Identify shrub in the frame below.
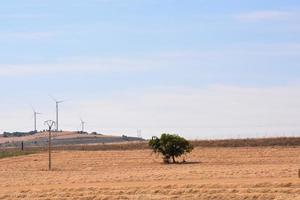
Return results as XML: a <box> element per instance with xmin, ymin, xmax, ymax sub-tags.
<box><xmin>149</xmin><ymin>133</ymin><xmax>193</xmax><ymax>163</ymax></box>
<box><xmin>0</xmin><ymin>151</ymin><xmax>35</xmax><ymax>159</ymax></box>
<box><xmin>2</xmin><ymin>131</ymin><xmax>37</xmax><ymax>137</ymax></box>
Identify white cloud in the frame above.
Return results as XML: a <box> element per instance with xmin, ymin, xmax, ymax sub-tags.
<box><xmin>235</xmin><ymin>10</ymin><xmax>293</xmax><ymax>22</ymax></box>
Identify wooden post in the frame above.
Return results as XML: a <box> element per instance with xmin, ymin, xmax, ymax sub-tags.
<box><xmin>21</xmin><ymin>141</ymin><xmax>24</xmax><ymax>151</ymax></box>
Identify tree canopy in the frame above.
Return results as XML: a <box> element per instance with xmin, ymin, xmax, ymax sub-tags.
<box><xmin>149</xmin><ymin>133</ymin><xmax>193</xmax><ymax>163</ymax></box>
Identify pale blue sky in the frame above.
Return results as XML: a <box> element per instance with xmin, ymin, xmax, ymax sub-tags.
<box><xmin>1</xmin><ymin>0</ymin><xmax>300</xmax><ymax>139</ymax></box>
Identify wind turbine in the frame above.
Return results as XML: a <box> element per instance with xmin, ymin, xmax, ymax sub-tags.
<box><xmin>51</xmin><ymin>97</ymin><xmax>64</xmax><ymax>132</ymax></box>
<box><xmin>80</xmin><ymin>118</ymin><xmax>85</xmax><ymax>133</ymax></box>
<box><xmin>32</xmin><ymin>107</ymin><xmax>41</xmax><ymax>132</ymax></box>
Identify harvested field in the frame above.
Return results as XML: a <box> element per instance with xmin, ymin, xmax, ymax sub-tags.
<box><xmin>0</xmin><ymin>147</ymin><xmax>300</xmax><ymax>199</ymax></box>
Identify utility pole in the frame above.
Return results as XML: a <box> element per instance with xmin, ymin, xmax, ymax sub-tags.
<box><xmin>44</xmin><ymin>120</ymin><xmax>55</xmax><ymax>171</ymax></box>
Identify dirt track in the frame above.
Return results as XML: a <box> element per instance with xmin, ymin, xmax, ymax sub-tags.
<box><xmin>0</xmin><ymin>147</ymin><xmax>300</xmax><ymax>199</ymax></box>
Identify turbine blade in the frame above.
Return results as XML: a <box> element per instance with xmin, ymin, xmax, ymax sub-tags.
<box><xmin>30</xmin><ymin>105</ymin><xmax>35</xmax><ymax>112</ymax></box>
<box><xmin>49</xmin><ymin>95</ymin><xmax>57</xmax><ymax>102</ymax></box>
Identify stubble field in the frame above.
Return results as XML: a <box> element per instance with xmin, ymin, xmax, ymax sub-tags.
<box><xmin>0</xmin><ymin>147</ymin><xmax>300</xmax><ymax>199</ymax></box>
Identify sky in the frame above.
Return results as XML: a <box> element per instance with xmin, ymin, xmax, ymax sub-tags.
<box><xmin>0</xmin><ymin>0</ymin><xmax>300</xmax><ymax>139</ymax></box>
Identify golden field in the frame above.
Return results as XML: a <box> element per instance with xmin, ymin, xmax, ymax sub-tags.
<box><xmin>0</xmin><ymin>147</ymin><xmax>300</xmax><ymax>199</ymax></box>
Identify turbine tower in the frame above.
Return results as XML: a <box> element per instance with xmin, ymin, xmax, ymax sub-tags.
<box><xmin>32</xmin><ymin>107</ymin><xmax>41</xmax><ymax>132</ymax></box>
<box><xmin>51</xmin><ymin>97</ymin><xmax>64</xmax><ymax>132</ymax></box>
<box><xmin>80</xmin><ymin>118</ymin><xmax>85</xmax><ymax>133</ymax></box>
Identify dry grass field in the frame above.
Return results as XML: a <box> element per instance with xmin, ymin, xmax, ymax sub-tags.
<box><xmin>0</xmin><ymin>147</ymin><xmax>300</xmax><ymax>199</ymax></box>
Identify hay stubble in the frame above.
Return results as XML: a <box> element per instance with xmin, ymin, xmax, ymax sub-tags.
<box><xmin>0</xmin><ymin>147</ymin><xmax>300</xmax><ymax>199</ymax></box>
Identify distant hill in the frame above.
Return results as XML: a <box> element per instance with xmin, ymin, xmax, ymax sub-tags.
<box><xmin>0</xmin><ymin>131</ymin><xmax>144</xmax><ymax>148</ymax></box>
<box><xmin>2</xmin><ymin>131</ymin><xmax>37</xmax><ymax>138</ymax></box>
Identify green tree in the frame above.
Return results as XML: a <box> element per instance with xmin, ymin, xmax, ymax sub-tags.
<box><xmin>149</xmin><ymin>133</ymin><xmax>193</xmax><ymax>163</ymax></box>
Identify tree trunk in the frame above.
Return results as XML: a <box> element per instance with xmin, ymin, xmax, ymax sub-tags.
<box><xmin>172</xmin><ymin>155</ymin><xmax>176</xmax><ymax>163</ymax></box>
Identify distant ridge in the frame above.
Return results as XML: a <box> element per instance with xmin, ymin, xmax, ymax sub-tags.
<box><xmin>1</xmin><ymin>136</ymin><xmax>300</xmax><ymax>152</ymax></box>
<box><xmin>0</xmin><ymin>131</ymin><xmax>144</xmax><ymax>148</ymax></box>
<box><xmin>191</xmin><ymin>137</ymin><xmax>300</xmax><ymax>147</ymax></box>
